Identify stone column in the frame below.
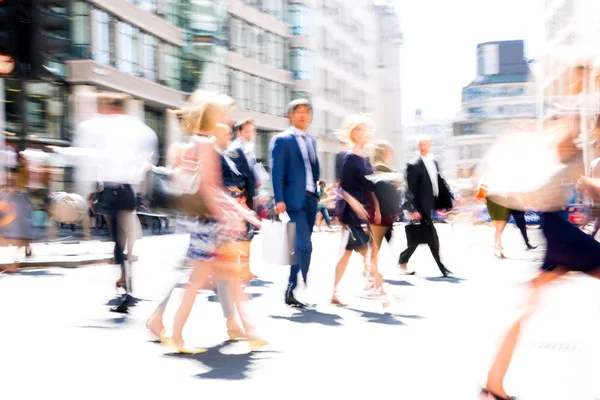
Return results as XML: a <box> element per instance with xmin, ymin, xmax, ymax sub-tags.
<box><xmin>126</xmin><ymin>99</ymin><xmax>145</xmax><ymax>119</ymax></box>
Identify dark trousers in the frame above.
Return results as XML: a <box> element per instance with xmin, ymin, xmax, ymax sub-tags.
<box><xmin>317</xmin><ymin>208</ymin><xmax>331</xmax><ymax>226</ymax></box>
<box><xmin>399</xmin><ymin>219</ymin><xmax>446</xmax><ymax>273</ymax></box>
<box><xmin>286</xmin><ymin>194</ymin><xmax>318</xmax><ymax>298</ymax></box>
<box><xmin>510</xmin><ymin>209</ymin><xmax>530</xmax><ymax>246</ymax></box>
<box><xmin>97</xmin><ymin>184</ymin><xmax>136</xmax><ymax>292</ymax></box>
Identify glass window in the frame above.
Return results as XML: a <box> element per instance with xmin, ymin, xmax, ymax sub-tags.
<box><xmin>141</xmin><ymin>33</ymin><xmax>156</xmax><ymax>81</ymax></box>
<box><xmin>71</xmin><ymin>1</ymin><xmax>91</xmax><ymax>58</ymax></box>
<box><xmin>91</xmin><ymin>9</ymin><xmax>111</xmax><ymax>65</ymax></box>
<box><xmin>288</xmin><ymin>4</ymin><xmax>311</xmax><ymax>36</ymax></box>
<box><xmin>252</xmin><ymin>76</ymin><xmax>261</xmax><ymax>112</ymax></box>
<box><xmin>234</xmin><ymin>71</ymin><xmax>248</xmax><ymax>110</ymax></box>
<box><xmin>268</xmin><ymin>81</ymin><xmax>278</xmax><ymax>114</ymax></box>
<box><xmin>136</xmin><ymin>0</ymin><xmax>157</xmax><ymax>14</ymax></box>
<box><xmin>116</xmin><ymin>22</ymin><xmax>134</xmax><ymax>75</ymax></box>
<box><xmin>230</xmin><ymin>18</ymin><xmax>242</xmax><ymax>52</ymax></box>
<box><xmin>159</xmin><ymin>43</ymin><xmax>181</xmax><ymax>90</ymax></box>
<box><xmin>25</xmin><ymin>82</ymin><xmax>66</xmax><ymax>140</ymax></box>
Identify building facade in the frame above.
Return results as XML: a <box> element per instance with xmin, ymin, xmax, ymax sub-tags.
<box><xmin>2</xmin><ymin>0</ymin><xmax>196</xmax><ymax>166</ymax></box>
<box><xmin>374</xmin><ymin>3</ymin><xmax>403</xmax><ymax>169</ymax></box>
<box><xmin>449</xmin><ymin>40</ymin><xmax>537</xmax><ymax>179</ymax></box>
<box><xmin>540</xmin><ymin>0</ymin><xmax>600</xmax><ymax>168</ymax></box>
<box><xmin>1</xmin><ymin>0</ymin><xmax>403</xmax><ymax>186</ymax></box>
<box><xmin>402</xmin><ymin>111</ymin><xmax>454</xmax><ymax>176</ymax></box>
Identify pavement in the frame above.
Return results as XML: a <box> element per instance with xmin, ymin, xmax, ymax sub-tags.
<box><xmin>1</xmin><ymin>223</ymin><xmax>600</xmax><ymax>400</ymax></box>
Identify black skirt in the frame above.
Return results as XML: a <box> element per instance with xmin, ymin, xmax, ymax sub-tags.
<box><xmin>541</xmin><ymin>212</ymin><xmax>600</xmax><ymax>272</ymax></box>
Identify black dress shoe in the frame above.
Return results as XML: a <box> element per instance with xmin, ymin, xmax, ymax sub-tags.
<box><xmin>526</xmin><ymin>244</ymin><xmax>538</xmax><ymax>251</ymax></box>
<box><xmin>110</xmin><ymin>301</ymin><xmax>129</xmax><ymax>314</ymax></box>
<box><xmin>441</xmin><ymin>268</ymin><xmax>453</xmax><ymax>277</ymax></box>
<box><xmin>110</xmin><ymin>294</ymin><xmax>130</xmax><ymax>314</ymax></box>
<box><xmin>285</xmin><ymin>295</ymin><xmax>306</xmax><ymax>308</ymax></box>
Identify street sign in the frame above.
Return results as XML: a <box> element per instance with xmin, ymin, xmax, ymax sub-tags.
<box><xmin>0</xmin><ymin>53</ymin><xmax>15</xmax><ymax>75</ymax></box>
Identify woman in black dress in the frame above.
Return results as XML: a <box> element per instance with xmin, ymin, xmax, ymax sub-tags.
<box><xmin>331</xmin><ymin>115</ymin><xmax>381</xmax><ymax>305</ymax></box>
<box><xmin>482</xmin><ymin>116</ymin><xmax>600</xmax><ymax>400</ymax></box>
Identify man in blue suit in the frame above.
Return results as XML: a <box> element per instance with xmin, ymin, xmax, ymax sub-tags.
<box><xmin>271</xmin><ymin>99</ymin><xmax>320</xmax><ymax>308</ymax></box>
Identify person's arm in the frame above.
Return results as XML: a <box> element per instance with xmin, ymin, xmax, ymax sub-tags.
<box><xmin>196</xmin><ymin>139</ymin><xmax>261</xmax><ymax>227</ymax></box>
<box><xmin>270</xmin><ymin>136</ymin><xmax>286</xmax><ymax>214</ymax></box>
<box><xmin>342</xmin><ymin>190</ymin><xmax>369</xmax><ymax>220</ymax></box>
<box><xmin>405</xmin><ymin>163</ymin><xmax>421</xmax><ymax>219</ymax></box>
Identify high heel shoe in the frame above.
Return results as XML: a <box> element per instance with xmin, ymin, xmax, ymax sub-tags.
<box><xmin>494</xmin><ymin>247</ymin><xmax>505</xmax><ymax>259</ymax></box>
<box><xmin>480</xmin><ymin>388</ymin><xmax>516</xmax><ymax>399</ymax></box>
<box><xmin>227</xmin><ymin>328</ymin><xmax>246</xmax><ymax>341</ymax></box>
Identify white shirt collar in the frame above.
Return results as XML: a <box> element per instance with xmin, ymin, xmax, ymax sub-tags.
<box><xmin>418</xmin><ymin>152</ymin><xmax>435</xmax><ymax>162</ymax></box>
<box><xmin>292</xmin><ymin>126</ymin><xmax>309</xmax><ymax>136</ymax></box>
<box><xmin>238</xmin><ymin>137</ymin><xmax>254</xmax><ymax>153</ymax></box>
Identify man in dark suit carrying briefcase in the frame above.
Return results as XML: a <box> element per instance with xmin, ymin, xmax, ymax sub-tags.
<box><xmin>400</xmin><ymin>134</ymin><xmax>453</xmax><ymax>277</ymax></box>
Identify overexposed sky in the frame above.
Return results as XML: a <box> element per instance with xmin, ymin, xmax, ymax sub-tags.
<box><xmin>395</xmin><ymin>0</ymin><xmax>545</xmax><ymax>125</ymax></box>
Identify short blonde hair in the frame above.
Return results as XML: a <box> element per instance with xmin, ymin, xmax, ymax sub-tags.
<box><xmin>180</xmin><ymin>90</ymin><xmax>234</xmax><ymax>136</ymax></box>
<box><xmin>336</xmin><ymin>114</ymin><xmax>374</xmax><ymax>144</ymax></box>
<box><xmin>373</xmin><ymin>140</ymin><xmax>393</xmax><ymax>165</ymax></box>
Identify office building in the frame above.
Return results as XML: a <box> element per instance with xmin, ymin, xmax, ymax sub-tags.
<box><xmin>374</xmin><ymin>3</ymin><xmax>404</xmax><ymax>168</ymax></box>
<box><xmin>449</xmin><ymin>40</ymin><xmax>537</xmax><ymax>179</ymax></box>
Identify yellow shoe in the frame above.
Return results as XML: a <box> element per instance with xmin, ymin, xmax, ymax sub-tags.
<box><xmin>249</xmin><ymin>338</ymin><xmax>269</xmax><ymax>350</ymax></box>
<box><xmin>166</xmin><ymin>340</ymin><xmax>207</xmax><ymax>354</ymax></box>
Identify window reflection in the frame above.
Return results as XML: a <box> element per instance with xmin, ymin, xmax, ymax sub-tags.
<box><xmin>92</xmin><ymin>9</ymin><xmax>111</xmax><ymax>66</ymax></box>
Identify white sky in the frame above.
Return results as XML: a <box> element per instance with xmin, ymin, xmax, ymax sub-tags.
<box><xmin>395</xmin><ymin>0</ymin><xmax>545</xmax><ymax>126</ymax></box>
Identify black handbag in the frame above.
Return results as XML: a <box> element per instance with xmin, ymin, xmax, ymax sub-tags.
<box><xmin>346</xmin><ymin>218</ymin><xmax>373</xmax><ymax>250</ymax></box>
<box><xmin>405</xmin><ymin>222</ymin><xmax>430</xmax><ymax>246</ymax></box>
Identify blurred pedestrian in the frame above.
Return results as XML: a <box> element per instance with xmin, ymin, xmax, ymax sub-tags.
<box><xmin>59</xmin><ymin>92</ymin><xmax>158</xmax><ymax>313</ymax></box>
<box><xmin>271</xmin><ymin>99</ymin><xmax>320</xmax><ymax>308</ymax></box>
<box><xmin>331</xmin><ymin>114</ymin><xmax>381</xmax><ymax>305</ymax></box>
<box><xmin>399</xmin><ymin>134</ymin><xmax>453</xmax><ymax>277</ymax></box>
<box><xmin>146</xmin><ymin>91</ymin><xmax>264</xmax><ymax>353</ymax></box>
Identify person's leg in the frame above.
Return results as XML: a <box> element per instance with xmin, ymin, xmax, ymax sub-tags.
<box><xmin>485</xmin><ymin>268</ymin><xmax>567</xmax><ymax>398</ymax></box>
<box><xmin>370</xmin><ymin>224</ymin><xmax>389</xmax><ymax>283</ymax></box>
<box><xmin>314</xmin><ymin>212</ymin><xmax>323</xmax><ymax>230</ymax></box>
<box><xmin>494</xmin><ymin>221</ymin><xmax>507</xmax><ymax>258</ymax></box>
<box><xmin>301</xmin><ymin>197</ymin><xmax>318</xmax><ymax>285</ymax></box>
<box><xmin>322</xmin><ymin>208</ymin><xmax>332</xmax><ymax>227</ymax></box>
<box><xmin>171</xmin><ymin>259</ymin><xmax>211</xmax><ymax>347</ymax></box>
<box><xmin>286</xmin><ymin>207</ymin><xmax>309</xmax><ymax>300</ymax></box>
<box><xmin>511</xmin><ymin>210</ymin><xmax>531</xmax><ymax>247</ymax></box>
<box><xmin>332</xmin><ymin>249</ymin><xmax>353</xmax><ymax>303</ymax></box>
<box><xmin>426</xmin><ymin>223</ymin><xmax>449</xmax><ymax>274</ymax></box>
<box><xmin>399</xmin><ymin>245</ymin><xmax>417</xmax><ymax>270</ymax></box>
<box><xmin>104</xmin><ymin>211</ymin><xmax>126</xmax><ymax>286</ymax></box>
<box><xmin>216</xmin><ymin>280</ymin><xmax>244</xmax><ymax>339</ymax></box>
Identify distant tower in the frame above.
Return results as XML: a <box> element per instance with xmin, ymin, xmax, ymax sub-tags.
<box><xmin>415</xmin><ymin>108</ymin><xmax>423</xmax><ymax>134</ymax></box>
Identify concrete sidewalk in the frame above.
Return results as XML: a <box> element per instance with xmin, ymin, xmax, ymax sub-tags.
<box><xmin>0</xmin><ymin>240</ymin><xmax>115</xmax><ymax>269</ymax></box>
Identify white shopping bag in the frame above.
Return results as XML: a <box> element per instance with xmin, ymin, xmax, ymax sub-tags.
<box><xmin>261</xmin><ymin>217</ymin><xmax>296</xmax><ymax>266</ymax></box>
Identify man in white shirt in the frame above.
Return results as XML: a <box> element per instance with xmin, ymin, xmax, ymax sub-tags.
<box><xmin>399</xmin><ymin>134</ymin><xmax>453</xmax><ymax>277</ymax></box>
<box><xmin>61</xmin><ymin>93</ymin><xmax>158</xmax><ymax>313</ymax></box>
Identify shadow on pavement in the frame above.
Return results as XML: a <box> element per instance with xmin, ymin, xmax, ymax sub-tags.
<box><xmin>78</xmin><ymin>315</ymin><xmax>130</xmax><ymax>330</ymax></box>
<box><xmin>208</xmin><ymin>292</ymin><xmax>263</xmax><ymax>304</ymax></box>
<box><xmin>164</xmin><ymin>344</ymin><xmax>277</xmax><ymax>380</ymax></box>
<box><xmin>384</xmin><ymin>279</ymin><xmax>414</xmax><ymax>287</ymax></box>
<box><xmin>249</xmin><ymin>279</ymin><xmax>274</xmax><ymax>288</ymax></box>
<box><xmin>16</xmin><ymin>269</ymin><xmax>64</xmax><ymax>277</ymax></box>
<box><xmin>347</xmin><ymin>308</ymin><xmax>407</xmax><ymax>325</ymax></box>
<box><xmin>105</xmin><ymin>295</ymin><xmax>146</xmax><ymax>307</ymax></box>
<box><xmin>270</xmin><ymin>309</ymin><xmax>343</xmax><ymax>326</ymax></box>
<box><xmin>425</xmin><ymin>276</ymin><xmax>467</xmax><ymax>284</ymax></box>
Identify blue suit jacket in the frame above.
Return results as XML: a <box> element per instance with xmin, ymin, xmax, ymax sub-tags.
<box><xmin>270</xmin><ymin>127</ymin><xmax>320</xmax><ymax>211</ymax></box>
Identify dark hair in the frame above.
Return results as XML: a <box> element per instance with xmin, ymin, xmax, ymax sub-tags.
<box><xmin>234</xmin><ymin>118</ymin><xmax>255</xmax><ymax>133</ymax></box>
<box><xmin>287</xmin><ymin>98</ymin><xmax>312</xmax><ymax>115</ymax></box>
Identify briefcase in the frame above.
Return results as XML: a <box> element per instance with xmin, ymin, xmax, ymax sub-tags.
<box><xmin>405</xmin><ymin>222</ymin><xmax>430</xmax><ymax>246</ymax></box>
